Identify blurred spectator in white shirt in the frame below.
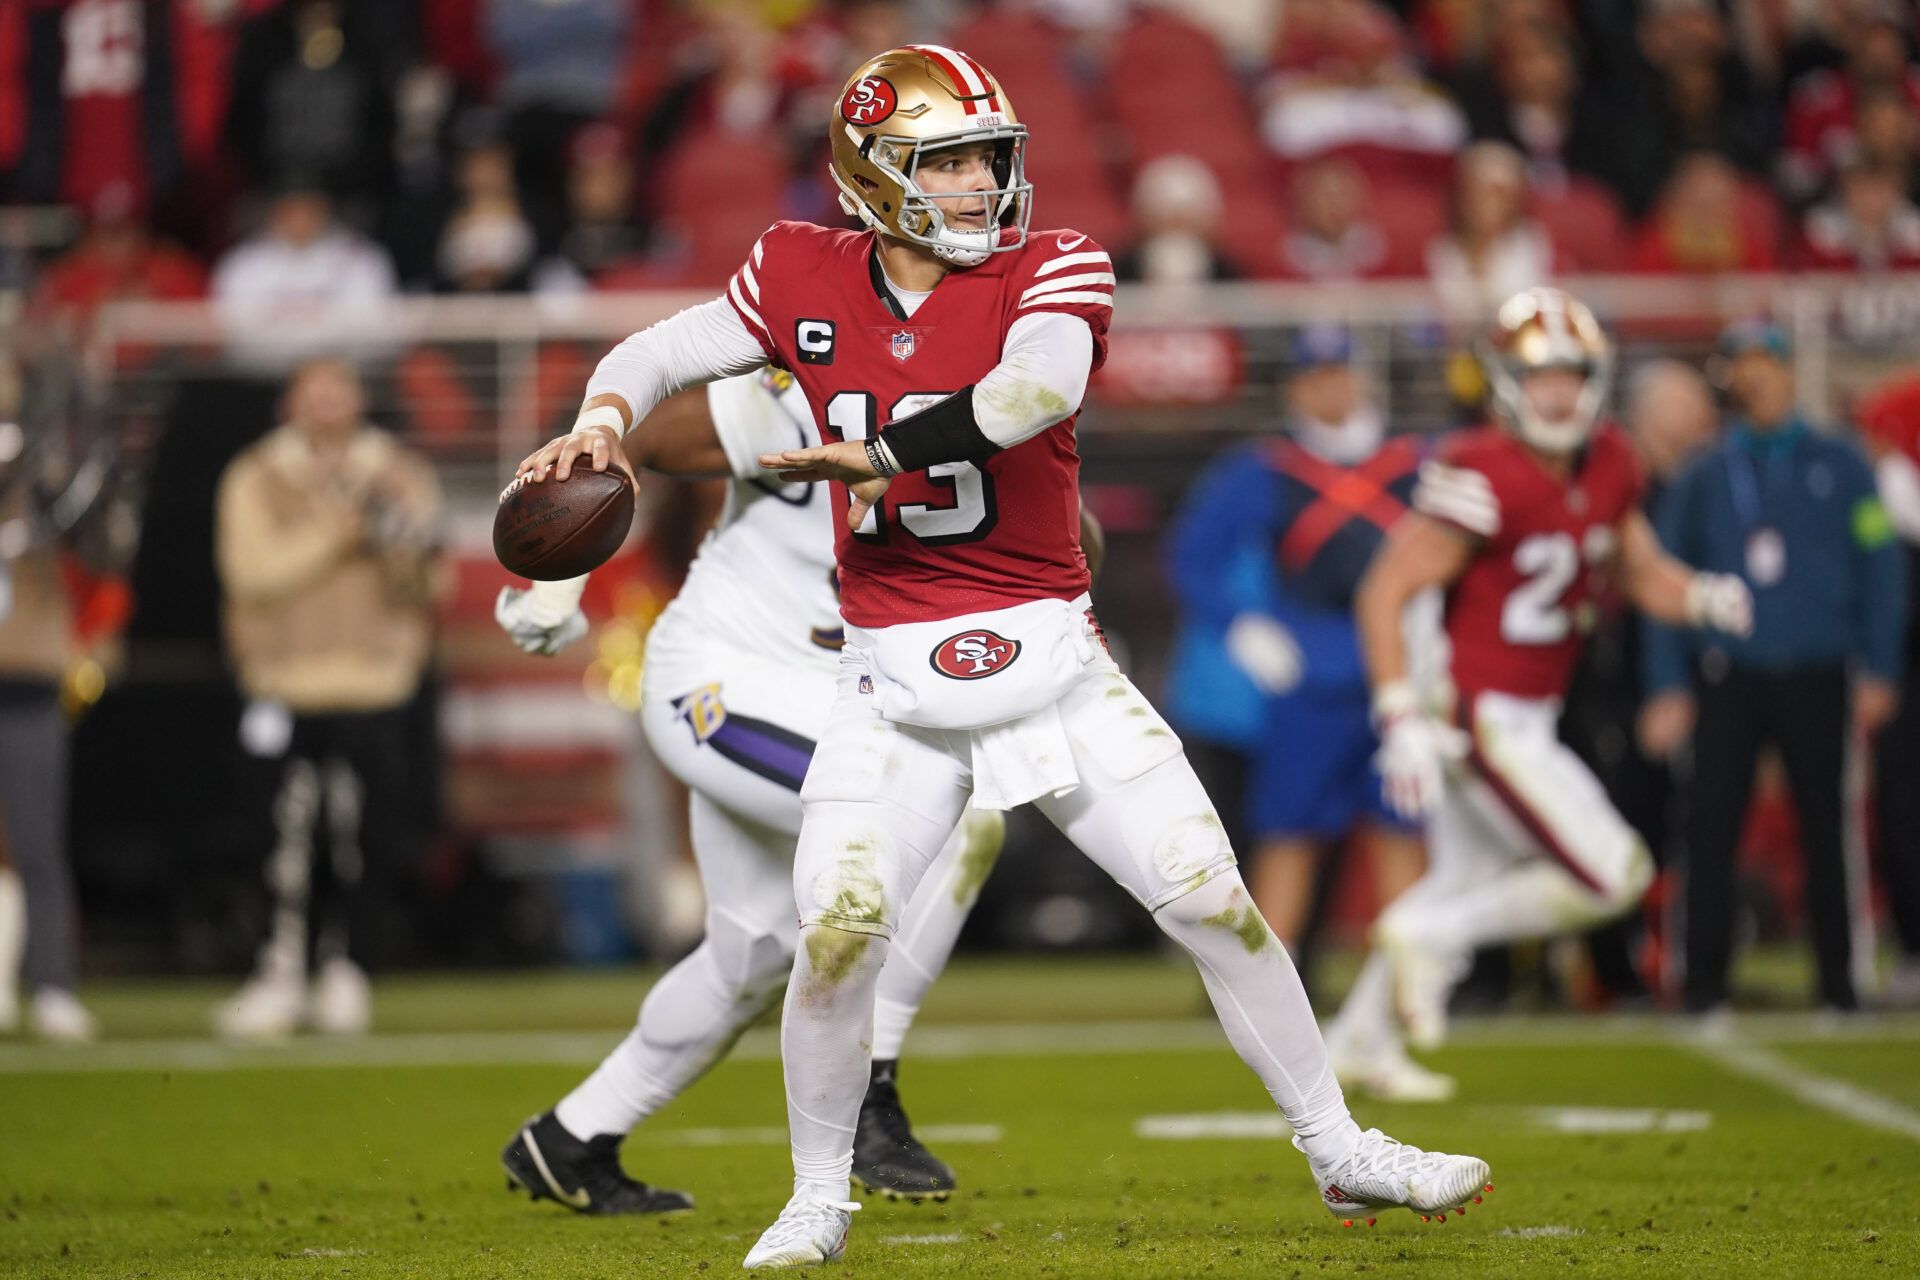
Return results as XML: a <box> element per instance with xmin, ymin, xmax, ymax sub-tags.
<box><xmin>1278</xmin><ymin>157</ymin><xmax>1394</xmax><ymax>281</ymax></box>
<box><xmin>212</xmin><ymin>185</ymin><xmax>398</xmax><ymax>373</ymax></box>
<box><xmin>1113</xmin><ymin>155</ymin><xmax>1241</xmax><ymax>284</ymax></box>
<box><xmin>1425</xmin><ymin>142</ymin><xmax>1557</xmax><ymax>322</ymax></box>
<box><xmin>1795</xmin><ymin>161</ymin><xmax>1920</xmax><ymax>271</ymax></box>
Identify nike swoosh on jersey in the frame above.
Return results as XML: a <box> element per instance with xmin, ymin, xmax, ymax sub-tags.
<box><xmin>1056</xmin><ymin>233</ymin><xmax>1088</xmax><ymax>251</ymax></box>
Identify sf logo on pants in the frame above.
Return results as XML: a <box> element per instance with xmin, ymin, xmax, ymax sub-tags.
<box><xmin>931</xmin><ymin>630</ymin><xmax>1021</xmax><ymax>679</ymax></box>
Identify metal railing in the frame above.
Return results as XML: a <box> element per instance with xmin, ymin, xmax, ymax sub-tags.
<box><xmin>78</xmin><ymin>272</ymin><xmax>1920</xmax><ymax>477</ymax></box>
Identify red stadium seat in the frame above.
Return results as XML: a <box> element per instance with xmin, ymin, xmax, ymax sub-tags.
<box><xmin>652</xmin><ymin>126</ymin><xmax>793</xmax><ymax>286</ymax></box>
<box><xmin>1532</xmin><ymin>179</ymin><xmax>1628</xmax><ymax>273</ymax></box>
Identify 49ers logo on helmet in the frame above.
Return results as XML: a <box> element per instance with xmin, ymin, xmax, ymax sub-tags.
<box><xmin>840</xmin><ymin>76</ymin><xmax>898</xmax><ymax>125</ymax></box>
<box><xmin>930</xmin><ymin>629</ymin><xmax>1021</xmax><ymax>679</ymax></box>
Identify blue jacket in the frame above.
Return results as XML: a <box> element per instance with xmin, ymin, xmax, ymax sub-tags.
<box><xmin>1643</xmin><ymin>417</ymin><xmax>1906</xmax><ymax>692</ymax></box>
<box><xmin>1163</xmin><ymin>438</ymin><xmax>1418</xmax><ymax>743</ymax></box>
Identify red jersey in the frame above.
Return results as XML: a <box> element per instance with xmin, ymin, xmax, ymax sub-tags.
<box><xmin>723</xmin><ymin>221</ymin><xmax>1112</xmax><ymax>627</ymax></box>
<box><xmin>1412</xmin><ymin>422</ymin><xmax>1642</xmax><ymax>701</ymax></box>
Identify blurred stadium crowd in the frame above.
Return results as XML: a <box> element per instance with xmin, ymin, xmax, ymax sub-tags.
<box><xmin>4</xmin><ymin>0</ymin><xmax>1920</xmax><ymax>311</ymax></box>
<box><xmin>3</xmin><ymin>0</ymin><xmax>1920</xmax><ymax>1042</ymax></box>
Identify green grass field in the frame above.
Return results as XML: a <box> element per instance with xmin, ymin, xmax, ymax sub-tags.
<box><xmin>3</xmin><ymin>956</ymin><xmax>1918</xmax><ymax>1279</ymax></box>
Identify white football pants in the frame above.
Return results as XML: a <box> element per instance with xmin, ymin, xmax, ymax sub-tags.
<box><xmin>1329</xmin><ymin>689</ymin><xmax>1655</xmax><ymax>1057</ymax></box>
<box><xmin>781</xmin><ymin>654</ymin><xmax>1361</xmax><ymax>1198</ymax></box>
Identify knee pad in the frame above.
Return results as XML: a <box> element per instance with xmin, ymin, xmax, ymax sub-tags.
<box><xmin>794</xmin><ymin>923</ymin><xmax>887</xmax><ymax>1005</ymax></box>
<box><xmin>707</xmin><ymin>905</ymin><xmax>796</xmax><ymax>998</ymax></box>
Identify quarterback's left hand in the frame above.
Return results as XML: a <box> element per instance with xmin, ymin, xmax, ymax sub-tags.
<box><xmin>1685</xmin><ymin>572</ymin><xmax>1753</xmax><ymax>638</ymax></box>
<box><xmin>760</xmin><ymin>441</ymin><xmax>893</xmax><ymax>531</ymax></box>
<box><xmin>495</xmin><ymin>585</ymin><xmax>588</xmax><ymax>656</ymax></box>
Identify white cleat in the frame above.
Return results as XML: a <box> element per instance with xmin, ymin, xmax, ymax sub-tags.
<box><xmin>742</xmin><ymin>1193</ymin><xmax>860</xmax><ymax>1269</ymax></box>
<box><xmin>309</xmin><ymin>958</ymin><xmax>372</xmax><ymax>1036</ymax></box>
<box><xmin>1375</xmin><ymin>922</ymin><xmax>1459</xmax><ymax>1053</ymax></box>
<box><xmin>1331</xmin><ymin>1046</ymin><xmax>1458</xmax><ymax>1104</ymax></box>
<box><xmin>1298</xmin><ymin>1128</ymin><xmax>1492</xmax><ymax>1227</ymax></box>
<box><xmin>214</xmin><ymin>969</ymin><xmax>306</xmax><ymax>1040</ymax></box>
<box><xmin>28</xmin><ymin>989</ymin><xmax>99</xmax><ymax>1043</ymax></box>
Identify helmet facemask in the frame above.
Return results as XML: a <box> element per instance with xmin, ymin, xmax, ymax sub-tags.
<box><xmin>834</xmin><ymin>128</ymin><xmax>1031</xmax><ymax>267</ymax></box>
<box><xmin>1481</xmin><ymin>287</ymin><xmax>1615</xmax><ymax>454</ymax></box>
<box><xmin>1486</xmin><ymin>352</ymin><xmax>1615</xmax><ymax>453</ymax></box>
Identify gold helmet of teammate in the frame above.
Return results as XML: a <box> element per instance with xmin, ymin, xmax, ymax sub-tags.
<box><xmin>1481</xmin><ymin>286</ymin><xmax>1615</xmax><ymax>453</ymax></box>
<box><xmin>828</xmin><ymin>45</ymin><xmax>1031</xmax><ymax>268</ymax></box>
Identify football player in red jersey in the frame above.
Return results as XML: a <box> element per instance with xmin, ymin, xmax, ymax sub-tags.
<box><xmin>519</xmin><ymin>46</ymin><xmax>1492</xmax><ymax>1268</ymax></box>
<box><xmin>1339</xmin><ymin>288</ymin><xmax>1754</xmax><ymax>1071</ymax></box>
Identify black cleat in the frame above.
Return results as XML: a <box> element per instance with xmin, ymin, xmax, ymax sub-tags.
<box><xmin>501</xmin><ymin>1111</ymin><xmax>695</xmax><ymax>1216</ymax></box>
<box><xmin>852</xmin><ymin>1059</ymin><xmax>955</xmax><ymax>1202</ymax></box>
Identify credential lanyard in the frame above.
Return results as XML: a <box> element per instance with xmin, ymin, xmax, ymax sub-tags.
<box><xmin>1725</xmin><ymin>445</ymin><xmax>1770</xmax><ymax>532</ymax></box>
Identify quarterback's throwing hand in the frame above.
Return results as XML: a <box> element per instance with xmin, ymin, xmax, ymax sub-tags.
<box><xmin>517</xmin><ymin>422</ymin><xmax>626</xmax><ymax>483</ymax></box>
<box><xmin>495</xmin><ymin>586</ymin><xmax>589</xmax><ymax>656</ymax></box>
<box><xmin>760</xmin><ymin>441</ymin><xmax>894</xmax><ymax>532</ymax></box>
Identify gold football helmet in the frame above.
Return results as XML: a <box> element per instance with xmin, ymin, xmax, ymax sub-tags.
<box><xmin>829</xmin><ymin>45</ymin><xmax>1031</xmax><ymax>267</ymax></box>
<box><xmin>1481</xmin><ymin>286</ymin><xmax>1615</xmax><ymax>453</ymax></box>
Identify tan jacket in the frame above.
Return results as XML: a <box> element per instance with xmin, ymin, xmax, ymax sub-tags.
<box><xmin>0</xmin><ymin>538</ymin><xmax>71</xmax><ymax>683</ymax></box>
<box><xmin>217</xmin><ymin>424</ymin><xmax>442</xmax><ymax>712</ymax></box>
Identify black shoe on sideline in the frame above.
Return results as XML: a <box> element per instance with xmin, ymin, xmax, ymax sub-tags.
<box><xmin>502</xmin><ymin>1111</ymin><xmax>695</xmax><ymax>1216</ymax></box>
<box><xmin>852</xmin><ymin>1059</ymin><xmax>956</xmax><ymax>1202</ymax></box>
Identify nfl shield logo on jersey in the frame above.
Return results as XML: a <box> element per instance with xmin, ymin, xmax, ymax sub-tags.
<box><xmin>891</xmin><ymin>330</ymin><xmax>917</xmax><ymax>361</ymax></box>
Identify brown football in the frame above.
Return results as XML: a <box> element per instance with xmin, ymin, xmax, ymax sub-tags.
<box><xmin>494</xmin><ymin>466</ymin><xmax>634</xmax><ymax>580</ymax></box>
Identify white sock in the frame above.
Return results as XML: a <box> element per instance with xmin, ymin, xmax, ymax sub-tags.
<box><xmin>871</xmin><ymin>807</ymin><xmax>1004</xmax><ymax>1059</ymax></box>
<box><xmin>556</xmin><ymin>930</ymin><xmax>787</xmax><ymax>1140</ymax></box>
<box><xmin>1155</xmin><ymin>872</ymin><xmax>1361</xmax><ymax>1169</ymax></box>
<box><xmin>782</xmin><ymin>923</ymin><xmax>891</xmax><ymax>1200</ymax></box>
<box><xmin>1326</xmin><ymin>951</ymin><xmax>1399</xmax><ymax>1058</ymax></box>
<box><xmin>1390</xmin><ymin>859</ymin><xmax>1621</xmax><ymax>955</ymax></box>
<box><xmin>0</xmin><ymin>867</ymin><xmax>22</xmax><ymax>1014</ymax></box>
<box><xmin>869</xmin><ymin>996</ymin><xmax>917</xmax><ymax>1064</ymax></box>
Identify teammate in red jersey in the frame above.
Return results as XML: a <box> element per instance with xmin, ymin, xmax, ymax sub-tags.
<box><xmin>1336</xmin><ymin>287</ymin><xmax>1753</xmax><ymax>1073</ymax></box>
<box><xmin>519</xmin><ymin>45</ymin><xmax>1492</xmax><ymax>1269</ymax></box>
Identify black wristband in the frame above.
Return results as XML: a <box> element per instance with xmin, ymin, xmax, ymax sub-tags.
<box><xmin>878</xmin><ymin>386</ymin><xmax>997</xmax><ymax>472</ymax></box>
<box><xmin>863</xmin><ymin>437</ymin><xmax>898</xmax><ymax>477</ymax></box>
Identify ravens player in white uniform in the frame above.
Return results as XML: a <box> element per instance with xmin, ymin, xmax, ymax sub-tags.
<box><xmin>497</xmin><ymin>370</ymin><xmax>1012</xmax><ymax>1210</ymax></box>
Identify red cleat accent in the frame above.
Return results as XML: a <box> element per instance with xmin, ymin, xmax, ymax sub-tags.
<box><xmin>1366</xmin><ymin>1219</ymin><xmax>1377</xmax><ymax>1227</ymax></box>
<box><xmin>1420</xmin><ymin>1215</ymin><xmax>1431</xmax><ymax>1222</ymax></box>
<box><xmin>1473</xmin><ymin>1195</ymin><xmax>1483</xmax><ymax>1204</ymax></box>
<box><xmin>1456</xmin><ymin>1206</ymin><xmax>1468</xmax><ymax>1215</ymax></box>
<box><xmin>1437</xmin><ymin>1214</ymin><xmax>1448</xmax><ymax>1223</ymax></box>
<box><xmin>1342</xmin><ymin>1220</ymin><xmax>1354</xmax><ymax>1228</ymax></box>
<box><xmin>1485</xmin><ymin>1183</ymin><xmax>1495</xmax><ymax>1191</ymax></box>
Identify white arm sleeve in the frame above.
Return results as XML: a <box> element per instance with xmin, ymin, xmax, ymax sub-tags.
<box><xmin>583</xmin><ymin>297</ymin><xmax>770</xmax><ymax>429</ymax></box>
<box><xmin>972</xmin><ymin>311</ymin><xmax>1095</xmax><ymax>450</ymax></box>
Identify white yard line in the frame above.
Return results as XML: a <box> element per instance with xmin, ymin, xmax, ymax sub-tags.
<box><xmin>1690</xmin><ymin>1039</ymin><xmax>1920</xmax><ymax>1142</ymax></box>
<box><xmin>0</xmin><ymin>1010</ymin><xmax>1914</xmax><ymax>1076</ymax></box>
<box><xmin>650</xmin><ymin>1124</ymin><xmax>1001</xmax><ymax>1148</ymax></box>
<box><xmin>1133</xmin><ymin>1106</ymin><xmax>1713</xmax><ymax>1141</ymax></box>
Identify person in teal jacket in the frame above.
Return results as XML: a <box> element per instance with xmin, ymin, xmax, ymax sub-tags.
<box><xmin>1640</xmin><ymin>321</ymin><xmax>1905</xmax><ymax>1015</ymax></box>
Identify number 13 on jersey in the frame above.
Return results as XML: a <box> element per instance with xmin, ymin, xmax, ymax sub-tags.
<box><xmin>825</xmin><ymin>391</ymin><xmax>999</xmax><ymax>545</ymax></box>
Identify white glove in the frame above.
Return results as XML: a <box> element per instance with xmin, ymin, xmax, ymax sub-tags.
<box><xmin>1224</xmin><ymin>613</ymin><xmax>1304</xmax><ymax>695</ymax></box>
<box><xmin>495</xmin><ymin>580</ymin><xmax>589</xmax><ymax>655</ymax></box>
<box><xmin>1371</xmin><ymin>680</ymin><xmax>1467</xmax><ymax>820</ymax></box>
<box><xmin>1685</xmin><ymin>572</ymin><xmax>1753</xmax><ymax>638</ymax></box>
